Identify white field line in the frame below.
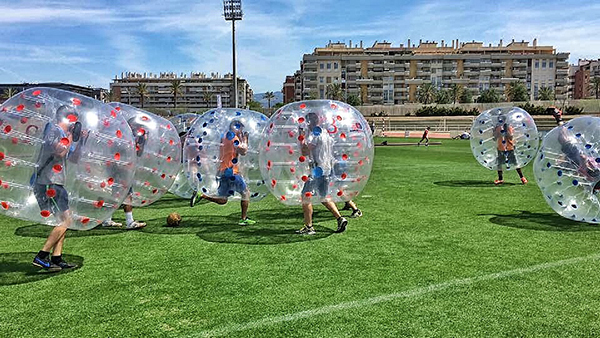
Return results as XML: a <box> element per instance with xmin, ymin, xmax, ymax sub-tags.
<box><xmin>192</xmin><ymin>253</ymin><xmax>600</xmax><ymax>337</ymax></box>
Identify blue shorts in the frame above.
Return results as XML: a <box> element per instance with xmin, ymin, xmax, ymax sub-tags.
<box><xmin>217</xmin><ymin>171</ymin><xmax>247</xmax><ymax>197</ymax></box>
<box><xmin>33</xmin><ymin>184</ymin><xmax>69</xmax><ymax>214</ymax></box>
<box><xmin>302</xmin><ymin>176</ymin><xmax>329</xmax><ymax>197</ymax></box>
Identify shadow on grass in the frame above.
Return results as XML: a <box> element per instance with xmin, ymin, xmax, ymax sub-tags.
<box><xmin>481</xmin><ymin>210</ymin><xmax>600</xmax><ymax>232</ymax></box>
<box><xmin>0</xmin><ymin>252</ymin><xmax>83</xmax><ymax>286</ymax></box>
<box><xmin>434</xmin><ymin>180</ymin><xmax>516</xmax><ymax>188</ymax></box>
<box><xmin>15</xmin><ymin>224</ymin><xmax>126</xmax><ymax>239</ymax></box>
<box><xmin>143</xmin><ymin>194</ymin><xmax>191</xmax><ymax>209</ymax></box>
<box><xmin>141</xmin><ymin>208</ymin><xmax>334</xmax><ymax>245</ymax></box>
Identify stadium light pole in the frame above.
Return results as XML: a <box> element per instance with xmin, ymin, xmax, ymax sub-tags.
<box><xmin>223</xmin><ymin>0</ymin><xmax>243</xmax><ymax>108</ymax></box>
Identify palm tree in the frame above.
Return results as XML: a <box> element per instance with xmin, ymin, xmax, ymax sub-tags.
<box><xmin>450</xmin><ymin>84</ymin><xmax>464</xmax><ymax>104</ymax></box>
<box><xmin>477</xmin><ymin>89</ymin><xmax>500</xmax><ymax>103</ymax></box>
<box><xmin>434</xmin><ymin>89</ymin><xmax>451</xmax><ymax>104</ymax></box>
<box><xmin>264</xmin><ymin>91</ymin><xmax>275</xmax><ymax>112</ymax></box>
<box><xmin>307</xmin><ymin>90</ymin><xmax>319</xmax><ymax>100</ymax></box>
<box><xmin>170</xmin><ymin>80</ymin><xmax>183</xmax><ymax>108</ymax></box>
<box><xmin>590</xmin><ymin>77</ymin><xmax>600</xmax><ymax>99</ymax></box>
<box><xmin>325</xmin><ymin>83</ymin><xmax>343</xmax><ymax>101</ymax></box>
<box><xmin>137</xmin><ymin>83</ymin><xmax>148</xmax><ymax>108</ymax></box>
<box><xmin>2</xmin><ymin>87</ymin><xmax>17</xmax><ymax>101</ymax></box>
<box><xmin>202</xmin><ymin>91</ymin><xmax>213</xmax><ymax>107</ymax></box>
<box><xmin>417</xmin><ymin>83</ymin><xmax>436</xmax><ymax>104</ymax></box>
<box><xmin>505</xmin><ymin>81</ymin><xmax>528</xmax><ymax>102</ymax></box>
<box><xmin>538</xmin><ymin>87</ymin><xmax>555</xmax><ymax>101</ymax></box>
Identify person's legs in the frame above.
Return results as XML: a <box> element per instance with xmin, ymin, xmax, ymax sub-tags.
<box><xmin>200</xmin><ymin>194</ymin><xmax>228</xmax><ymax>204</ymax></box>
<box><xmin>425</xmin><ymin>136</ymin><xmax>430</xmax><ymax>146</ymax></box>
<box><xmin>123</xmin><ymin>204</ymin><xmax>146</xmax><ymax>229</ymax></box>
<box><xmin>345</xmin><ymin>200</ymin><xmax>363</xmax><ymax>218</ymax></box>
<box><xmin>322</xmin><ymin>201</ymin><xmax>341</xmax><ymax>219</ymax></box>
<box><xmin>41</xmin><ymin>226</ymin><xmax>68</xmax><ymax>253</ymax></box>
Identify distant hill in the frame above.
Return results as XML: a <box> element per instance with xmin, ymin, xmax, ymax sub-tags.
<box><xmin>253</xmin><ymin>92</ymin><xmax>283</xmax><ymax>108</ymax></box>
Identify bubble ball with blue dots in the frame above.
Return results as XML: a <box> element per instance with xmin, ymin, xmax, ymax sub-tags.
<box><xmin>470</xmin><ymin>107</ymin><xmax>539</xmax><ymax>171</ymax></box>
<box><xmin>183</xmin><ymin>108</ymin><xmax>269</xmax><ymax>201</ymax></box>
<box><xmin>534</xmin><ymin>116</ymin><xmax>600</xmax><ymax>223</ymax></box>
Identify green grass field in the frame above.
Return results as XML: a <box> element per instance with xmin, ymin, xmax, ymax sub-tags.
<box><xmin>2</xmin><ymin>138</ymin><xmax>600</xmax><ymax>337</ymax></box>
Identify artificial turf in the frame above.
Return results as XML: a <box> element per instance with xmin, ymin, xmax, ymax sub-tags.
<box><xmin>1</xmin><ymin>138</ymin><xmax>600</xmax><ymax>337</ymax></box>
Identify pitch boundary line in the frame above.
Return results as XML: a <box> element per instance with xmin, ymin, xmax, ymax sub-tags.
<box><xmin>192</xmin><ymin>253</ymin><xmax>600</xmax><ymax>337</ymax></box>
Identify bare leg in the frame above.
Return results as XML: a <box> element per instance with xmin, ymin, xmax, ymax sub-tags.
<box><xmin>322</xmin><ymin>201</ymin><xmax>341</xmax><ymax>219</ymax></box>
<box><xmin>240</xmin><ymin>190</ymin><xmax>250</xmax><ymax>219</ymax></box>
<box><xmin>52</xmin><ymin>231</ymin><xmax>67</xmax><ymax>256</ymax></box>
<box><xmin>41</xmin><ymin>226</ymin><xmax>68</xmax><ymax>252</ymax></box>
<box><xmin>123</xmin><ymin>204</ymin><xmax>133</xmax><ymax>213</ymax></box>
<box><xmin>302</xmin><ymin>202</ymin><xmax>313</xmax><ymax>226</ymax></box>
<box><xmin>201</xmin><ymin>194</ymin><xmax>228</xmax><ymax>205</ymax></box>
<box><xmin>346</xmin><ymin>200</ymin><xmax>358</xmax><ymax>212</ymax></box>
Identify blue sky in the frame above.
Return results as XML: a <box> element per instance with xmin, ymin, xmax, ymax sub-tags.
<box><xmin>0</xmin><ymin>0</ymin><xmax>598</xmax><ymax>93</ymax></box>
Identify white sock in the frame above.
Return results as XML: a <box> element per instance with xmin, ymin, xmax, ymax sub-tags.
<box><xmin>125</xmin><ymin>212</ymin><xmax>134</xmax><ymax>225</ymax></box>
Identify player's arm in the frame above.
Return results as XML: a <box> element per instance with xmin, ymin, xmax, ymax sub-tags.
<box><xmin>299</xmin><ymin>128</ymin><xmax>310</xmax><ymax>155</ymax></box>
<box><xmin>236</xmin><ymin>132</ymin><xmax>248</xmax><ymax>156</ymax></box>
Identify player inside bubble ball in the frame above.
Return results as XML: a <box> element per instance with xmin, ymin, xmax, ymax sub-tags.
<box><xmin>32</xmin><ymin>106</ymin><xmax>83</xmax><ymax>271</ymax></box>
<box><xmin>102</xmin><ymin>116</ymin><xmax>147</xmax><ymax>230</ymax></box>
<box><xmin>297</xmin><ymin>112</ymin><xmax>349</xmax><ymax>235</ymax></box>
<box><xmin>557</xmin><ymin>126</ymin><xmax>600</xmax><ymax>184</ymax></box>
<box><xmin>493</xmin><ymin>119</ymin><xmax>528</xmax><ymax>186</ymax></box>
<box><xmin>190</xmin><ymin>120</ymin><xmax>256</xmax><ymax>225</ymax></box>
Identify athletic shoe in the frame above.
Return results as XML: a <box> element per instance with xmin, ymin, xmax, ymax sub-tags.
<box><xmin>521</xmin><ymin>177</ymin><xmax>528</xmax><ymax>185</ymax></box>
<box><xmin>125</xmin><ymin>221</ymin><xmax>147</xmax><ymax>230</ymax></box>
<box><xmin>341</xmin><ymin>202</ymin><xmax>352</xmax><ymax>211</ymax></box>
<box><xmin>55</xmin><ymin>259</ymin><xmax>78</xmax><ymax>269</ymax></box>
<box><xmin>335</xmin><ymin>217</ymin><xmax>348</xmax><ymax>233</ymax></box>
<box><xmin>494</xmin><ymin>179</ymin><xmax>504</xmax><ymax>186</ymax></box>
<box><xmin>102</xmin><ymin>220</ymin><xmax>123</xmax><ymax>227</ymax></box>
<box><xmin>296</xmin><ymin>224</ymin><xmax>316</xmax><ymax>235</ymax></box>
<box><xmin>350</xmin><ymin>209</ymin><xmax>363</xmax><ymax>218</ymax></box>
<box><xmin>190</xmin><ymin>191</ymin><xmax>198</xmax><ymax>207</ymax></box>
<box><xmin>32</xmin><ymin>256</ymin><xmax>61</xmax><ymax>272</ymax></box>
<box><xmin>239</xmin><ymin>218</ymin><xmax>257</xmax><ymax>226</ymax></box>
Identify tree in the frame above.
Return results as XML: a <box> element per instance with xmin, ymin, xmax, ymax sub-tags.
<box><xmin>137</xmin><ymin>83</ymin><xmax>148</xmax><ymax>108</ymax></box>
<box><xmin>346</xmin><ymin>93</ymin><xmax>362</xmax><ymax>106</ymax></box>
<box><xmin>417</xmin><ymin>83</ymin><xmax>436</xmax><ymax>104</ymax></box>
<box><xmin>505</xmin><ymin>81</ymin><xmax>528</xmax><ymax>102</ymax></box>
<box><xmin>450</xmin><ymin>84</ymin><xmax>464</xmax><ymax>104</ymax></box>
<box><xmin>273</xmin><ymin>102</ymin><xmax>285</xmax><ymax>110</ymax></box>
<box><xmin>247</xmin><ymin>100</ymin><xmax>262</xmax><ymax>111</ymax></box>
<box><xmin>2</xmin><ymin>87</ymin><xmax>17</xmax><ymax>101</ymax></box>
<box><xmin>326</xmin><ymin>83</ymin><xmax>343</xmax><ymax>101</ymax></box>
<box><xmin>460</xmin><ymin>89</ymin><xmax>473</xmax><ymax>103</ymax></box>
<box><xmin>434</xmin><ymin>89</ymin><xmax>451</xmax><ymax>104</ymax></box>
<box><xmin>264</xmin><ymin>91</ymin><xmax>275</xmax><ymax>112</ymax></box>
<box><xmin>538</xmin><ymin>86</ymin><xmax>555</xmax><ymax>101</ymax></box>
<box><xmin>477</xmin><ymin>89</ymin><xmax>500</xmax><ymax>103</ymax></box>
<box><xmin>590</xmin><ymin>77</ymin><xmax>600</xmax><ymax>99</ymax></box>
<box><xmin>170</xmin><ymin>80</ymin><xmax>183</xmax><ymax>108</ymax></box>
<box><xmin>202</xmin><ymin>91</ymin><xmax>213</xmax><ymax>107</ymax></box>
<box><xmin>307</xmin><ymin>90</ymin><xmax>319</xmax><ymax>100</ymax></box>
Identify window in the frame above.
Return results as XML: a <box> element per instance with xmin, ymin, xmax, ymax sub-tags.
<box><xmin>534</xmin><ymin>83</ymin><xmax>539</xmax><ymax>99</ymax></box>
<box><xmin>320</xmin><ymin>63</ymin><xmax>324</xmax><ymax>70</ymax></box>
<box><xmin>542</xmin><ymin>60</ymin><xmax>547</xmax><ymax>69</ymax></box>
<box><xmin>334</xmin><ymin>77</ymin><xmax>339</xmax><ymax>83</ymax></box>
<box><xmin>326</xmin><ymin>77</ymin><xmax>332</xmax><ymax>84</ymax></box>
<box><xmin>327</xmin><ymin>63</ymin><xmax>331</xmax><ymax>70</ymax></box>
<box><xmin>549</xmin><ymin>61</ymin><xmax>554</xmax><ymax>68</ymax></box>
<box><xmin>535</xmin><ymin>61</ymin><xmax>539</xmax><ymax>69</ymax></box>
<box><xmin>319</xmin><ymin>88</ymin><xmax>324</xmax><ymax>99</ymax></box>
<box><xmin>334</xmin><ymin>62</ymin><xmax>338</xmax><ymax>70</ymax></box>
<box><xmin>319</xmin><ymin>77</ymin><xmax>324</xmax><ymax>83</ymax></box>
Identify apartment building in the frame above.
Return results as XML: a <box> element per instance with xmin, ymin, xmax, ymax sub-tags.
<box><xmin>0</xmin><ymin>82</ymin><xmax>106</xmax><ymax>101</ymax></box>
<box><xmin>291</xmin><ymin>39</ymin><xmax>569</xmax><ymax>104</ymax></box>
<box><xmin>110</xmin><ymin>72</ymin><xmax>253</xmax><ymax>109</ymax></box>
<box><xmin>569</xmin><ymin>59</ymin><xmax>600</xmax><ymax>99</ymax></box>
<box><xmin>282</xmin><ymin>75</ymin><xmax>295</xmax><ymax>103</ymax></box>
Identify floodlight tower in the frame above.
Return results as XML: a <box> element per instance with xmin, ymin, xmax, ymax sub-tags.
<box><xmin>223</xmin><ymin>0</ymin><xmax>243</xmax><ymax>108</ymax></box>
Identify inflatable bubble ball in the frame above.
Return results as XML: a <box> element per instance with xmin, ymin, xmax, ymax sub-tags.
<box><xmin>168</xmin><ymin>113</ymin><xmax>198</xmax><ymax>199</ymax></box>
<box><xmin>184</xmin><ymin>108</ymin><xmax>269</xmax><ymax>201</ymax></box>
<box><xmin>109</xmin><ymin>103</ymin><xmax>181</xmax><ymax>206</ymax></box>
<box><xmin>534</xmin><ymin>116</ymin><xmax>600</xmax><ymax>223</ymax></box>
<box><xmin>0</xmin><ymin>88</ymin><xmax>136</xmax><ymax>230</ymax></box>
<box><xmin>259</xmin><ymin>100</ymin><xmax>374</xmax><ymax>205</ymax></box>
<box><xmin>470</xmin><ymin>107</ymin><xmax>539</xmax><ymax>171</ymax></box>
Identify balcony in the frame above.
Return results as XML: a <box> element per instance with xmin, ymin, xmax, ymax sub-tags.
<box><xmin>356</xmin><ymin>77</ymin><xmax>375</xmax><ymax>84</ymax></box>
<box><xmin>405</xmin><ymin>78</ymin><xmax>425</xmax><ymax>85</ymax></box>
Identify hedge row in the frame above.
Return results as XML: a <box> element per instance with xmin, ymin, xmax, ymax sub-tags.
<box><xmin>414</xmin><ymin>104</ymin><xmax>584</xmax><ymax>117</ymax></box>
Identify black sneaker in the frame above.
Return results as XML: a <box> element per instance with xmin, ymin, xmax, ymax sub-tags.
<box><xmin>32</xmin><ymin>256</ymin><xmax>61</xmax><ymax>272</ymax></box>
<box><xmin>190</xmin><ymin>191</ymin><xmax>198</xmax><ymax>207</ymax></box>
<box><xmin>341</xmin><ymin>202</ymin><xmax>352</xmax><ymax>211</ymax></box>
<box><xmin>56</xmin><ymin>259</ymin><xmax>78</xmax><ymax>269</ymax></box>
<box><xmin>350</xmin><ymin>209</ymin><xmax>363</xmax><ymax>218</ymax></box>
<box><xmin>335</xmin><ymin>217</ymin><xmax>348</xmax><ymax>233</ymax></box>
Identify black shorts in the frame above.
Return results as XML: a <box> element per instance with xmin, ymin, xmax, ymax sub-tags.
<box><xmin>497</xmin><ymin>150</ymin><xmax>517</xmax><ymax>168</ymax></box>
<box><xmin>33</xmin><ymin>184</ymin><xmax>69</xmax><ymax>214</ymax></box>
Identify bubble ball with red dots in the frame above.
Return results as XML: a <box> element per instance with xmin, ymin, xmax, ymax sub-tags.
<box><xmin>109</xmin><ymin>103</ymin><xmax>182</xmax><ymax>207</ymax></box>
<box><xmin>184</xmin><ymin>108</ymin><xmax>269</xmax><ymax>201</ymax></box>
<box><xmin>0</xmin><ymin>88</ymin><xmax>137</xmax><ymax>230</ymax></box>
<box><xmin>470</xmin><ymin>107</ymin><xmax>539</xmax><ymax>171</ymax></box>
<box><xmin>259</xmin><ymin>100</ymin><xmax>374</xmax><ymax>205</ymax></box>
<box><xmin>534</xmin><ymin>116</ymin><xmax>600</xmax><ymax>224</ymax></box>
<box><xmin>168</xmin><ymin>113</ymin><xmax>199</xmax><ymax>199</ymax></box>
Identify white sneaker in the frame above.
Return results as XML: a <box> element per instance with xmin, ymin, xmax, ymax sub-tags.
<box><xmin>102</xmin><ymin>220</ymin><xmax>123</xmax><ymax>227</ymax></box>
<box><xmin>126</xmin><ymin>221</ymin><xmax>147</xmax><ymax>230</ymax></box>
